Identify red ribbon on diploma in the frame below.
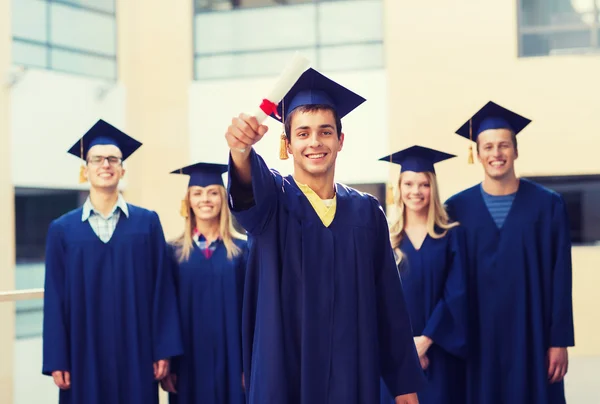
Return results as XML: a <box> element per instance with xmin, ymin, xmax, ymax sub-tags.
<box><xmin>260</xmin><ymin>99</ymin><xmax>281</xmax><ymax>119</ymax></box>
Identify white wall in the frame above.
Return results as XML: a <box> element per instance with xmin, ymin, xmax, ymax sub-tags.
<box><xmin>11</xmin><ymin>68</ymin><xmax>126</xmax><ymax>189</ymax></box>
<box><xmin>189</xmin><ymin>68</ymin><xmax>390</xmax><ymax>185</ymax></box>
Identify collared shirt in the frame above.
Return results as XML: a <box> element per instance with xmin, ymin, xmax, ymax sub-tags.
<box><xmin>82</xmin><ymin>194</ymin><xmax>129</xmax><ymax>243</ymax></box>
<box><xmin>295</xmin><ymin>180</ymin><xmax>337</xmax><ymax>227</ymax></box>
<box><xmin>193</xmin><ymin>231</ymin><xmax>220</xmax><ymax>259</ymax></box>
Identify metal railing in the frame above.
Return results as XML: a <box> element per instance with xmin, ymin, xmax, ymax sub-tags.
<box><xmin>0</xmin><ymin>288</ymin><xmax>44</xmax><ymax>302</ymax></box>
<box><xmin>1</xmin><ymin>287</ymin><xmax>170</xmax><ymax>404</ymax></box>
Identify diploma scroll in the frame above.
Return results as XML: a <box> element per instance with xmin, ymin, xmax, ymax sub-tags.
<box><xmin>252</xmin><ymin>52</ymin><xmax>311</xmax><ymax>124</ymax></box>
<box><xmin>235</xmin><ymin>52</ymin><xmax>310</xmax><ymax>153</ymax></box>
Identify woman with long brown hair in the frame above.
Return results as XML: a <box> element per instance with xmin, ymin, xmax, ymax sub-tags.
<box><xmin>379</xmin><ymin>146</ymin><xmax>467</xmax><ymax>404</ymax></box>
<box><xmin>161</xmin><ymin>162</ymin><xmax>247</xmax><ymax>404</ymax></box>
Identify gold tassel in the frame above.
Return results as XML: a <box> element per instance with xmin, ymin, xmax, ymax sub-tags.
<box><xmin>468</xmin><ymin>118</ymin><xmax>474</xmax><ymax>164</ymax></box>
<box><xmin>79</xmin><ymin>164</ymin><xmax>87</xmax><ymax>183</ymax></box>
<box><xmin>385</xmin><ymin>152</ymin><xmax>395</xmax><ymax>205</ymax></box>
<box><xmin>386</xmin><ymin>183</ymin><xmax>394</xmax><ymax>205</ymax></box>
<box><xmin>180</xmin><ymin>199</ymin><xmax>189</xmax><ymax>218</ymax></box>
<box><xmin>78</xmin><ymin>138</ymin><xmax>87</xmax><ymax>183</ymax></box>
<box><xmin>279</xmin><ymin>133</ymin><xmax>289</xmax><ymax>160</ymax></box>
<box><xmin>279</xmin><ymin>98</ymin><xmax>288</xmax><ymax>160</ymax></box>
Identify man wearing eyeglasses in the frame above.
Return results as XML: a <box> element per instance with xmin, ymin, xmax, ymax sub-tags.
<box><xmin>81</xmin><ymin>153</ymin><xmax>127</xmax><ymax>242</ymax></box>
<box><xmin>42</xmin><ymin>119</ymin><xmax>183</xmax><ymax>404</ymax></box>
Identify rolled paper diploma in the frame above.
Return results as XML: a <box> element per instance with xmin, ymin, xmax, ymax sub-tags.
<box><xmin>252</xmin><ymin>52</ymin><xmax>311</xmax><ymax>123</ymax></box>
<box><xmin>235</xmin><ymin>52</ymin><xmax>310</xmax><ymax>153</ymax></box>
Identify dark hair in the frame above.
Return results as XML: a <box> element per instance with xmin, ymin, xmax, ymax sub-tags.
<box><xmin>283</xmin><ymin>104</ymin><xmax>342</xmax><ymax>141</ymax></box>
<box><xmin>476</xmin><ymin>130</ymin><xmax>518</xmax><ymax>153</ymax></box>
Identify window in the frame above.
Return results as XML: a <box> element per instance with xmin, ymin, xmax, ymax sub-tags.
<box><xmin>195</xmin><ymin>0</ymin><xmax>313</xmax><ymax>12</ymax></box>
<box><xmin>15</xmin><ymin>188</ymin><xmax>87</xmax><ymax>338</ymax></box>
<box><xmin>525</xmin><ymin>175</ymin><xmax>600</xmax><ymax>245</ymax></box>
<box><xmin>347</xmin><ymin>183</ymin><xmax>386</xmax><ymax>207</ymax></box>
<box><xmin>193</xmin><ymin>0</ymin><xmax>383</xmax><ymax>79</ymax></box>
<box><xmin>518</xmin><ymin>0</ymin><xmax>600</xmax><ymax>57</ymax></box>
<box><xmin>15</xmin><ymin>187</ymin><xmax>87</xmax><ymax>263</ymax></box>
<box><xmin>12</xmin><ymin>0</ymin><xmax>117</xmax><ymax>80</ymax></box>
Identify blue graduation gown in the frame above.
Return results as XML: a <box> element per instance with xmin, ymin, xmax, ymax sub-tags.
<box><xmin>168</xmin><ymin>239</ymin><xmax>247</xmax><ymax>404</ymax></box>
<box><xmin>228</xmin><ymin>150</ymin><xmax>425</xmax><ymax>404</ymax></box>
<box><xmin>42</xmin><ymin>205</ymin><xmax>184</xmax><ymax>404</ymax></box>
<box><xmin>445</xmin><ymin>179</ymin><xmax>574</xmax><ymax>404</ymax></box>
<box><xmin>380</xmin><ymin>228</ymin><xmax>468</xmax><ymax>404</ymax></box>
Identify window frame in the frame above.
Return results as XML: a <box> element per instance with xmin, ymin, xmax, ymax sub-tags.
<box><xmin>192</xmin><ymin>0</ymin><xmax>384</xmax><ymax>80</ymax></box>
<box><xmin>12</xmin><ymin>0</ymin><xmax>118</xmax><ymax>80</ymax></box>
<box><xmin>524</xmin><ymin>174</ymin><xmax>600</xmax><ymax>246</ymax></box>
<box><xmin>517</xmin><ymin>0</ymin><xmax>600</xmax><ymax>57</ymax></box>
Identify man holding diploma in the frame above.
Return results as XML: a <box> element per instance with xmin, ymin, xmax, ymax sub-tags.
<box><xmin>224</xmin><ymin>67</ymin><xmax>424</xmax><ymax>404</ymax></box>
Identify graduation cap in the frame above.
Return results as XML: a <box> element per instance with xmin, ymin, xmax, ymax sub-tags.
<box><xmin>271</xmin><ymin>68</ymin><xmax>366</xmax><ymax>160</ymax></box>
<box><xmin>170</xmin><ymin>162</ymin><xmax>228</xmax><ymax>188</ymax></box>
<box><xmin>455</xmin><ymin>101</ymin><xmax>531</xmax><ymax>164</ymax></box>
<box><xmin>379</xmin><ymin>145</ymin><xmax>456</xmax><ymax>205</ymax></box>
<box><xmin>379</xmin><ymin>145</ymin><xmax>456</xmax><ymax>174</ymax></box>
<box><xmin>67</xmin><ymin>119</ymin><xmax>142</xmax><ymax>183</ymax></box>
<box><xmin>170</xmin><ymin>162</ymin><xmax>228</xmax><ymax>217</ymax></box>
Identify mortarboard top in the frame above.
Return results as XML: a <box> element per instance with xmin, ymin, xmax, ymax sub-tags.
<box><xmin>455</xmin><ymin>101</ymin><xmax>531</xmax><ymax>142</ymax></box>
<box><xmin>170</xmin><ymin>162</ymin><xmax>228</xmax><ymax>188</ymax></box>
<box><xmin>271</xmin><ymin>68</ymin><xmax>366</xmax><ymax>123</ymax></box>
<box><xmin>67</xmin><ymin>119</ymin><xmax>142</xmax><ymax>162</ymax></box>
<box><xmin>379</xmin><ymin>145</ymin><xmax>456</xmax><ymax>174</ymax></box>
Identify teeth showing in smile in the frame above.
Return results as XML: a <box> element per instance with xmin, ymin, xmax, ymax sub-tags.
<box><xmin>490</xmin><ymin>161</ymin><xmax>505</xmax><ymax>167</ymax></box>
<box><xmin>307</xmin><ymin>153</ymin><xmax>326</xmax><ymax>159</ymax></box>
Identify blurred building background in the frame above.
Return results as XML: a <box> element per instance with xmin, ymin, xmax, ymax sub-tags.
<box><xmin>0</xmin><ymin>0</ymin><xmax>598</xmax><ymax>403</ymax></box>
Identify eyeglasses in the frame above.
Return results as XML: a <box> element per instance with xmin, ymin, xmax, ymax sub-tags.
<box><xmin>87</xmin><ymin>155</ymin><xmax>123</xmax><ymax>166</ymax></box>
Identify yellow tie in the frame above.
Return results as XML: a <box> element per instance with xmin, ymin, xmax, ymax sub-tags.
<box><xmin>296</xmin><ymin>181</ymin><xmax>337</xmax><ymax>227</ymax></box>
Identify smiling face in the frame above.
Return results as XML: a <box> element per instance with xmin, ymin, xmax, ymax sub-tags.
<box><xmin>188</xmin><ymin>185</ymin><xmax>223</xmax><ymax>222</ymax></box>
<box><xmin>399</xmin><ymin>171</ymin><xmax>431</xmax><ymax>215</ymax></box>
<box><xmin>476</xmin><ymin>128</ymin><xmax>518</xmax><ymax>181</ymax></box>
<box><xmin>85</xmin><ymin>144</ymin><xmax>125</xmax><ymax>190</ymax></box>
<box><xmin>286</xmin><ymin>107</ymin><xmax>344</xmax><ymax>180</ymax></box>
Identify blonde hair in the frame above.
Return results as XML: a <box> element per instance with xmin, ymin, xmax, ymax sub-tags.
<box><xmin>389</xmin><ymin>171</ymin><xmax>458</xmax><ymax>264</ymax></box>
<box><xmin>171</xmin><ymin>185</ymin><xmax>246</xmax><ymax>262</ymax></box>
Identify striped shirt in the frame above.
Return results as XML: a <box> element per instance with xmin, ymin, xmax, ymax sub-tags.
<box><xmin>82</xmin><ymin>194</ymin><xmax>129</xmax><ymax>243</ymax></box>
<box><xmin>480</xmin><ymin>184</ymin><xmax>516</xmax><ymax>229</ymax></box>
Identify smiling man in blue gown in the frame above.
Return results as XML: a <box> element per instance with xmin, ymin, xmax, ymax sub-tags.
<box><xmin>42</xmin><ymin>119</ymin><xmax>183</xmax><ymax>404</ymax></box>
<box><xmin>445</xmin><ymin>102</ymin><xmax>575</xmax><ymax>404</ymax></box>
<box><xmin>224</xmin><ymin>68</ymin><xmax>425</xmax><ymax>404</ymax></box>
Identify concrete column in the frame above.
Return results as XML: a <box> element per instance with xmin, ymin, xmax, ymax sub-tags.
<box><xmin>117</xmin><ymin>0</ymin><xmax>193</xmax><ymax>240</ymax></box>
<box><xmin>117</xmin><ymin>2</ymin><xmax>193</xmax><ymax>402</ymax></box>
<box><xmin>0</xmin><ymin>0</ymin><xmax>16</xmax><ymax>402</ymax></box>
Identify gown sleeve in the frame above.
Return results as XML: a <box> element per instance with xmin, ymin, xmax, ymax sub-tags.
<box><xmin>166</xmin><ymin>242</ymin><xmax>182</xmax><ymax>373</ymax></box>
<box><xmin>227</xmin><ymin>149</ymin><xmax>278</xmax><ymax>236</ymax></box>
<box><xmin>42</xmin><ymin>221</ymin><xmax>70</xmax><ymax>376</ymax></box>
<box><xmin>422</xmin><ymin>227</ymin><xmax>468</xmax><ymax>359</ymax></box>
<box><xmin>549</xmin><ymin>195</ymin><xmax>575</xmax><ymax>348</ymax></box>
<box><xmin>373</xmin><ymin>198</ymin><xmax>426</xmax><ymax>397</ymax></box>
<box><xmin>236</xmin><ymin>241</ymin><xmax>249</xmax><ymax>320</ymax></box>
<box><xmin>150</xmin><ymin>212</ymin><xmax>184</xmax><ymax>362</ymax></box>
